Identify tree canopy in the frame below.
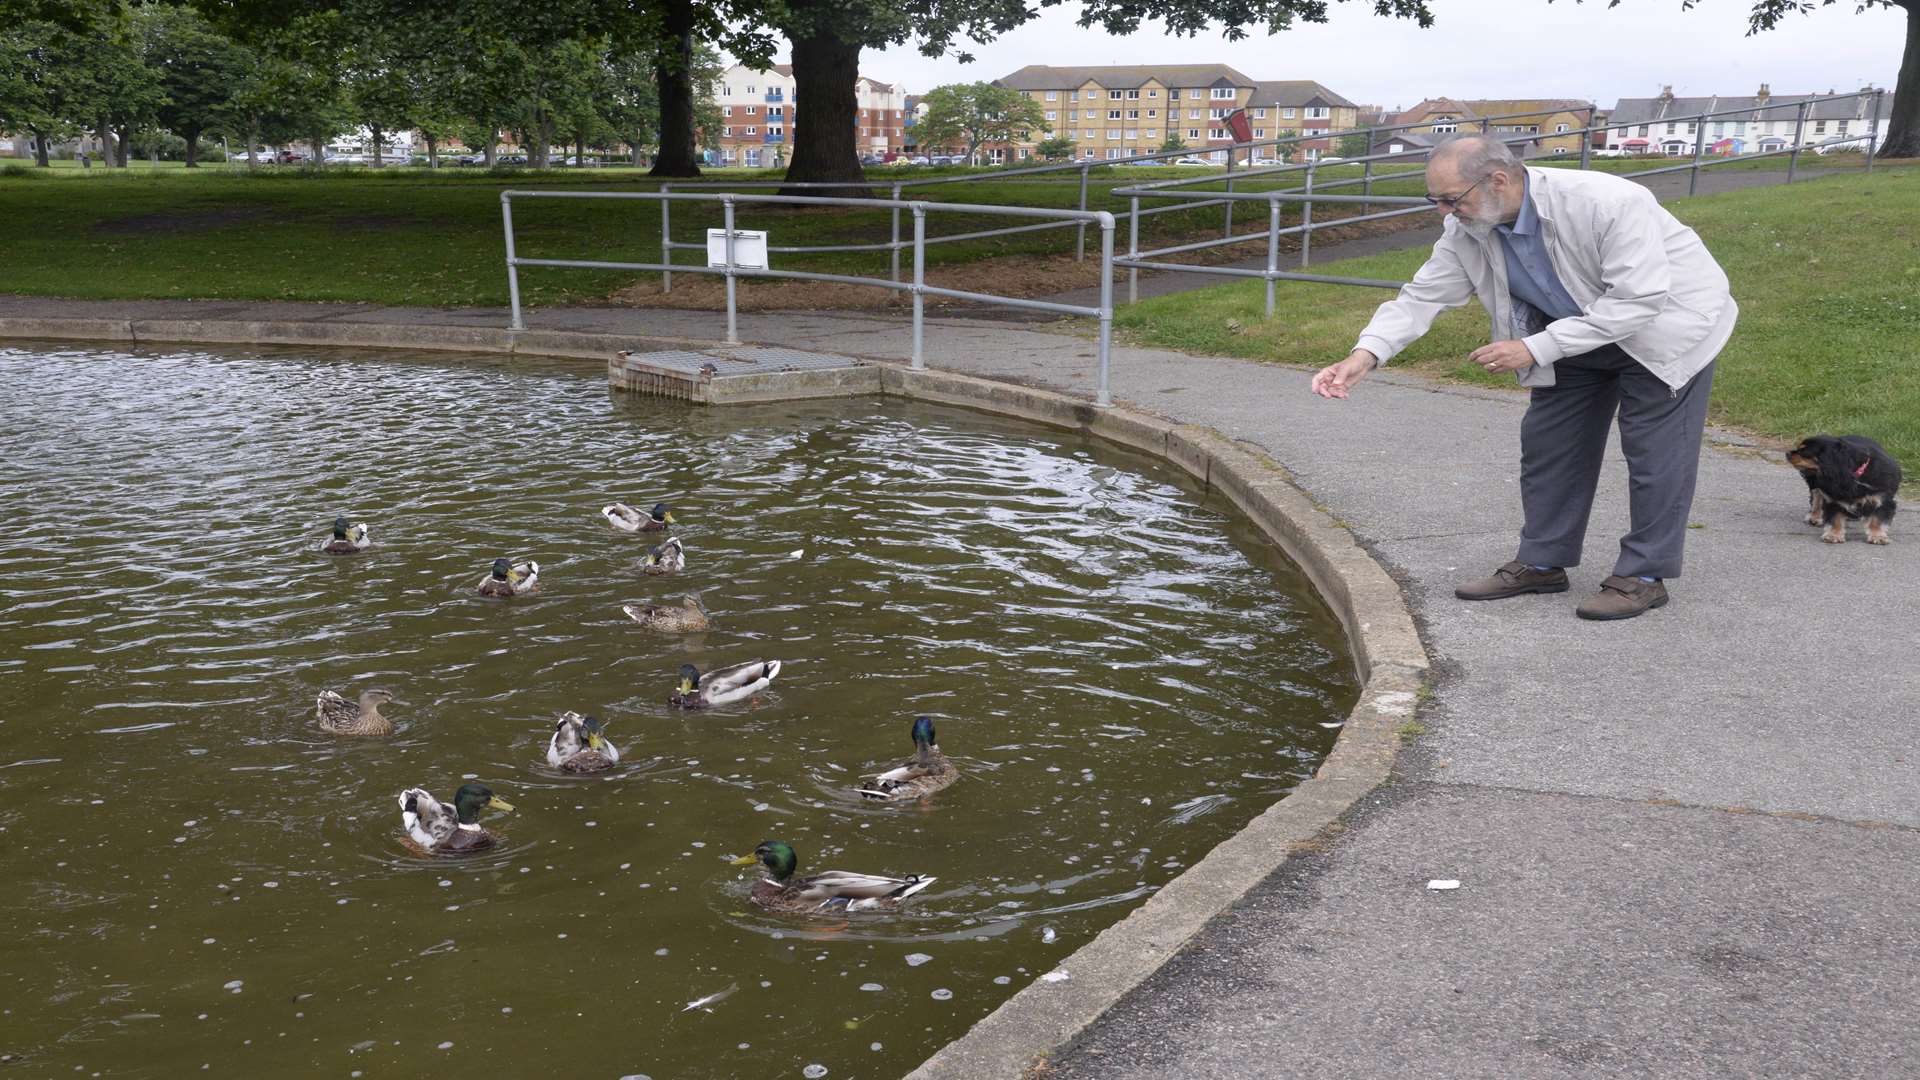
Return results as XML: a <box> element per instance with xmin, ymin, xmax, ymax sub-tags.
<box><xmin>912</xmin><ymin>81</ymin><xmax>1049</xmax><ymax>164</ymax></box>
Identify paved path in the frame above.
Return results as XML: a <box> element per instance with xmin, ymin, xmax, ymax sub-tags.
<box><xmin>4</xmin><ymin>172</ymin><xmax>1910</xmax><ymax>1074</ymax></box>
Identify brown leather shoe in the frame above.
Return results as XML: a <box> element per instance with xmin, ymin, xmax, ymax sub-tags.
<box><xmin>1575</xmin><ymin>575</ymin><xmax>1669</xmax><ymax>621</ymax></box>
<box><xmin>1455</xmin><ymin>560</ymin><xmax>1570</xmax><ymax>601</ymax></box>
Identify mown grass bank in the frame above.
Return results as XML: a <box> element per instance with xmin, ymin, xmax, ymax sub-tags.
<box><xmin>1112</xmin><ymin>166</ymin><xmax>1920</xmax><ymax>461</ymax></box>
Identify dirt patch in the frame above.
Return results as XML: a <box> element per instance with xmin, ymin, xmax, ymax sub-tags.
<box><xmin>605</xmin><ymin>210</ymin><xmax>1431</xmax><ymax>312</ymax></box>
<box><xmin>92</xmin><ymin>207</ymin><xmax>283</xmax><ymax>236</ymax></box>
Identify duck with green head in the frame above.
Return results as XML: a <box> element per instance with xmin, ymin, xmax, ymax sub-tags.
<box><xmin>641</xmin><ymin>537</ymin><xmax>685</xmax><ymax>576</ymax></box>
<box><xmin>858</xmin><ymin>716</ymin><xmax>957</xmax><ymax>801</ymax></box>
<box><xmin>316</xmin><ymin>687</ymin><xmax>397</xmax><ymax>737</ymax></box>
<box><xmin>398</xmin><ymin>783</ymin><xmax>514</xmax><ymax>855</ymax></box>
<box><xmin>730</xmin><ymin>840</ymin><xmax>936</xmax><ymax>913</ymax></box>
<box><xmin>603</xmin><ymin>502</ymin><xmax>675</xmax><ymax>533</ymax></box>
<box><xmin>322</xmin><ymin>516</ymin><xmax>370</xmax><ymax>555</ymax></box>
<box><xmin>669</xmin><ymin>659</ymin><xmax>781</xmax><ymax>708</ymax></box>
<box><xmin>546</xmin><ymin>711</ymin><xmax>621</xmax><ymax>773</ymax></box>
<box><xmin>477</xmin><ymin>557</ymin><xmax>539</xmax><ymax>597</ymax></box>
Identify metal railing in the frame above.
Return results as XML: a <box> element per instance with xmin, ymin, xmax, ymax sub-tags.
<box><xmin>1104</xmin><ymin>90</ymin><xmax>1886</xmax><ymax>312</ymax></box>
<box><xmin>499</xmin><ymin>190</ymin><xmax>1120</xmax><ymax>405</ymax></box>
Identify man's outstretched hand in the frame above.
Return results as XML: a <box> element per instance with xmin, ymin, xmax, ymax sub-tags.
<box><xmin>1311</xmin><ymin>350</ymin><xmax>1378</xmax><ymax>399</ymax></box>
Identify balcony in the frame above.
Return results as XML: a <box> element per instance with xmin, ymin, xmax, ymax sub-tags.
<box><xmin>763</xmin><ymin>132</ymin><xmax>785</xmax><ymax>144</ymax></box>
<box><xmin>764</xmin><ymin>92</ymin><xmax>784</xmax><ymax>103</ymax></box>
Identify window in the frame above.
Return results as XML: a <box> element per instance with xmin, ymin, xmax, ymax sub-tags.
<box><xmin>722</xmin><ymin>86</ymin><xmax>731</xmax><ymax>96</ymax></box>
<box><xmin>1283</xmin><ymin>107</ymin><xmax>1297</xmax><ymax>119</ymax></box>
<box><xmin>1127</xmin><ymin>109</ymin><xmax>1139</xmax><ymax>119</ymax></box>
<box><xmin>1086</xmin><ymin>90</ymin><xmax>1097</xmax><ymax>100</ymax></box>
<box><xmin>746</xmin><ymin>85</ymin><xmax>755</xmax><ymax>94</ymax></box>
<box><xmin>1209</xmin><ymin>127</ymin><xmax>1226</xmax><ymax>139</ymax></box>
<box><xmin>769</xmin><ymin>126</ymin><xmax>784</xmax><ymax>137</ymax></box>
<box><xmin>1666</xmin><ymin>122</ymin><xmax>1677</xmax><ymax>133</ymax></box>
<box><xmin>1168</xmin><ymin>89</ymin><xmax>1181</xmax><ymax>100</ymax></box>
<box><xmin>1108</xmin><ymin>109</ymin><xmax>1122</xmax><ymax>120</ymax></box>
<box><xmin>1144</xmin><ymin>130</ymin><xmax>1158</xmax><ymax>141</ymax></box>
<box><xmin>1814</xmin><ymin>120</ymin><xmax>1827</xmax><ymax>133</ymax></box>
<box><xmin>1433</xmin><ymin>122</ymin><xmax>1456</xmax><ymax>134</ymax></box>
<box><xmin>1147</xmin><ymin>110</ymin><xmax>1157</xmax><ymax>118</ymax></box>
<box><xmin>1209</xmin><ymin>108</ymin><xmax>1225</xmax><ymax>119</ymax></box>
<box><xmin>1188</xmin><ymin>109</ymin><xmax>1201</xmax><ymax>120</ymax></box>
<box><xmin>1307</xmin><ymin>107</ymin><xmax>1328</xmax><ymax>119</ymax></box>
<box><xmin>1086</xmin><ymin>110</ymin><xmax>1098</xmax><ymax>120</ymax></box>
<box><xmin>1188</xmin><ymin>128</ymin><xmax>1201</xmax><ymax>139</ymax></box>
<box><xmin>723</xmin><ymin>106</ymin><xmax>732</xmax><ymax>116</ymax></box>
<box><xmin>1127</xmin><ymin>89</ymin><xmax>1140</xmax><ymax>99</ymax></box>
<box><xmin>1106</xmin><ymin>148</ymin><xmax>1122</xmax><ymax>159</ymax></box>
<box><xmin>1046</xmin><ymin>90</ymin><xmax>1057</xmax><ymax>101</ymax></box>
<box><xmin>1637</xmin><ymin>124</ymin><xmax>1650</xmax><ymax>136</ymax></box>
<box><xmin>1253</xmin><ymin>108</ymin><xmax>1267</xmax><ymax>119</ymax></box>
<box><xmin>1125</xmin><ymin>129</ymin><xmax>1137</xmax><ymax>140</ymax></box>
<box><xmin>1838</xmin><ymin>119</ymin><xmax>1851</xmax><ymax>133</ymax></box>
<box><xmin>1083</xmin><ymin>148</ymin><xmax>1096</xmax><ymax>159</ymax></box>
<box><xmin>1107</xmin><ymin>129</ymin><xmax>1121</xmax><ymax>140</ymax></box>
<box><xmin>722</xmin><ymin>126</ymin><xmax>732</xmax><ymax>137</ymax></box>
<box><xmin>1253</xmin><ymin>128</ymin><xmax>1265</xmax><ymax>139</ymax></box>
<box><xmin>743</xmin><ymin>126</ymin><xmax>757</xmax><ymax>135</ymax></box>
<box><xmin>1210</xmin><ymin>87</ymin><xmax>1235</xmax><ymax>99</ymax></box>
<box><xmin>1685</xmin><ymin>122</ymin><xmax>1697</xmax><ymax>134</ymax></box>
<box><xmin>1556</xmin><ymin>123</ymin><xmax>1570</xmax><ymax>133</ymax></box>
<box><xmin>1019</xmin><ymin>148</ymin><xmax>1030</xmax><ymax>159</ymax></box>
<box><xmin>1147</xmin><ymin>89</ymin><xmax>1158</xmax><ymax>98</ymax></box>
<box><xmin>745</xmin><ymin>148</ymin><xmax>760</xmax><ymax>166</ymax></box>
<box><xmin>1066</xmin><ymin>129</ymin><xmax>1077</xmax><ymax>139</ymax></box>
<box><xmin>1552</xmin><ymin>147</ymin><xmax>1567</xmax><ymax>155</ymax></box>
<box><xmin>1109</xmin><ymin>89</ymin><xmax>1123</xmax><ymax>100</ymax></box>
<box><xmin>769</xmin><ymin>107</ymin><xmax>782</xmax><ymax>118</ymax></box>
<box><xmin>745</xmin><ymin>106</ymin><xmax>757</xmax><ymax>115</ymax></box>
<box><xmin>1713</xmin><ymin>122</ymin><xmax>1724</xmax><ymax>137</ymax></box>
<box><xmin>1045</xmin><ymin>111</ymin><xmax>1056</xmax><ymax>121</ymax></box>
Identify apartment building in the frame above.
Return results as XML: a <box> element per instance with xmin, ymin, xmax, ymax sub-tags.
<box><xmin>1247</xmin><ymin>81</ymin><xmax>1360</xmax><ymax>159</ymax></box>
<box><xmin>993</xmin><ymin>64</ymin><xmax>1261</xmax><ymax>163</ymax></box>
<box><xmin>1389</xmin><ymin>98</ymin><xmax>1595</xmax><ymax>157</ymax></box>
<box><xmin>709</xmin><ymin>63</ymin><xmax>909</xmax><ymax>166</ymax></box>
<box><xmin>1606</xmin><ymin>84</ymin><xmax>1887</xmax><ymax>156</ymax></box>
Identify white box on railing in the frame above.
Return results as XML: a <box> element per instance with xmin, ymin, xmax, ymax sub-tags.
<box><xmin>707</xmin><ymin>229</ymin><xmax>769</xmax><ymax>269</ymax></box>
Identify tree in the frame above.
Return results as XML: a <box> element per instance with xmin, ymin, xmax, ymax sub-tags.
<box><xmin>1733</xmin><ymin>0</ymin><xmax>1917</xmax><ymax>158</ymax></box>
<box><xmin>913</xmin><ymin>80</ymin><xmax>1048</xmax><ymax>165</ymax></box>
<box><xmin>1036</xmin><ymin>134</ymin><xmax>1076</xmax><ymax>160</ymax></box>
<box><xmin>1337</xmin><ymin>131</ymin><xmax>1370</xmax><ymax>158</ymax></box>
<box><xmin>600</xmin><ymin>46</ymin><xmax>658</xmax><ymax>166</ymax></box>
<box><xmin>141</xmin><ymin>5</ymin><xmax>251</xmax><ymax>167</ymax></box>
<box><xmin>1159</xmin><ymin>132</ymin><xmax>1188</xmax><ymax>154</ymax></box>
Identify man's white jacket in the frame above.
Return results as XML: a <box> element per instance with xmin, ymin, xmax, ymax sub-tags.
<box><xmin>1354</xmin><ymin>166</ymin><xmax>1738</xmax><ymax>390</ymax></box>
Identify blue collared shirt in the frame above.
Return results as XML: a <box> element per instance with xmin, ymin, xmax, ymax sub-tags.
<box><xmin>1495</xmin><ymin>173</ymin><xmax>1582</xmax><ymax>334</ymax></box>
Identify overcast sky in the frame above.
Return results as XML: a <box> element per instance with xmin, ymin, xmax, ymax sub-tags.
<box><xmin>740</xmin><ymin>1</ymin><xmax>1905</xmax><ymax>110</ymax></box>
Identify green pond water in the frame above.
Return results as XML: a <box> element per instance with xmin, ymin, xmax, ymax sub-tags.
<box><xmin>0</xmin><ymin>343</ymin><xmax>1356</xmax><ymax>1078</ymax></box>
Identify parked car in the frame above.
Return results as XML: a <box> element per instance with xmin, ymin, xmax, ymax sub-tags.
<box><xmin>1130</xmin><ymin>158</ymin><xmax>1167</xmax><ymax>166</ymax></box>
<box><xmin>906</xmin><ymin>155</ymin><xmax>930</xmax><ymax>165</ymax></box>
<box><xmin>859</xmin><ymin>153</ymin><xmax>885</xmax><ymax>165</ymax></box>
<box><xmin>1250</xmin><ymin>156</ymin><xmax>1284</xmax><ymax>167</ymax></box>
<box><xmin>272</xmin><ymin>150</ymin><xmax>308</xmax><ymax>164</ymax></box>
<box><xmin>1172</xmin><ymin>157</ymin><xmax>1213</xmax><ymax>167</ymax></box>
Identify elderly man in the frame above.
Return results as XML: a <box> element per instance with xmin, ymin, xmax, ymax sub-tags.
<box><xmin>1311</xmin><ymin>134</ymin><xmax>1737</xmax><ymax>620</ymax></box>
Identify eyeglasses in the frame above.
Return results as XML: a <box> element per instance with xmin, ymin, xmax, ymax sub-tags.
<box><xmin>1424</xmin><ymin>176</ymin><xmax>1486</xmax><ymax>207</ymax></box>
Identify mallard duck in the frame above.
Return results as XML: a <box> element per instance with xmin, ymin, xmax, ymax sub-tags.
<box><xmin>322</xmin><ymin>516</ymin><xmax>370</xmax><ymax>555</ymax></box>
<box><xmin>398</xmin><ymin>783</ymin><xmax>514</xmax><ymax>855</ymax></box>
<box><xmin>858</xmin><ymin>716</ymin><xmax>958</xmax><ymax>801</ymax></box>
<box><xmin>316</xmin><ymin>688</ymin><xmax>396</xmax><ymax>737</ymax></box>
<box><xmin>622</xmin><ymin>595</ymin><xmax>712</xmax><ymax>633</ymax></box>
<box><xmin>731</xmin><ymin>840</ymin><xmax>936</xmax><ymax>913</ymax></box>
<box><xmin>641</xmin><ymin>537</ymin><xmax>685</xmax><ymax>576</ymax></box>
<box><xmin>669</xmin><ymin>660</ymin><xmax>780</xmax><ymax>709</ymax></box>
<box><xmin>604</xmin><ymin>502</ymin><xmax>674</xmax><ymax>533</ymax></box>
<box><xmin>546</xmin><ymin>711</ymin><xmax>620</xmax><ymax>773</ymax></box>
<box><xmin>477</xmin><ymin>557</ymin><xmax>539</xmax><ymax>597</ymax></box>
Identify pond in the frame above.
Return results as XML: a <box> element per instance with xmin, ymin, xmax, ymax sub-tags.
<box><xmin>0</xmin><ymin>343</ymin><xmax>1355</xmax><ymax>1078</ymax></box>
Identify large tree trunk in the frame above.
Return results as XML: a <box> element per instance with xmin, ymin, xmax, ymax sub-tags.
<box><xmin>31</xmin><ymin>129</ymin><xmax>50</xmax><ymax>167</ymax></box>
<box><xmin>648</xmin><ymin>0</ymin><xmax>701</xmax><ymax>178</ymax></box>
<box><xmin>631</xmin><ymin>141</ymin><xmax>644</xmax><ymax>167</ymax></box>
<box><xmin>95</xmin><ymin>121</ymin><xmax>115</xmax><ymax>167</ymax></box>
<box><xmin>183</xmin><ymin>126</ymin><xmax>202</xmax><ymax>167</ymax></box>
<box><xmin>116</xmin><ymin>126</ymin><xmax>130</xmax><ymax>167</ymax></box>
<box><xmin>311</xmin><ymin>131</ymin><xmax>325</xmax><ymax>166</ymax></box>
<box><xmin>484</xmin><ymin>135</ymin><xmax>496</xmax><ymax>167</ymax></box>
<box><xmin>425</xmin><ymin>133</ymin><xmax>438</xmax><ymax>168</ymax></box>
<box><xmin>370</xmin><ymin>124</ymin><xmax>384</xmax><ymax>167</ymax></box>
<box><xmin>1881</xmin><ymin>2</ymin><xmax>1920</xmax><ymax>158</ymax></box>
<box><xmin>782</xmin><ymin>25</ymin><xmax>867</xmax><ymax>194</ymax></box>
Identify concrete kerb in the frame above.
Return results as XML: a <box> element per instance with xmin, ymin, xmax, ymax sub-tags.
<box><xmin>1</xmin><ymin>316</ymin><xmax>1430</xmax><ymax>1077</ymax></box>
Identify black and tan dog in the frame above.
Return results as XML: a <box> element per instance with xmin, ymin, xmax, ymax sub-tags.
<box><xmin>1787</xmin><ymin>434</ymin><xmax>1901</xmax><ymax>545</ymax></box>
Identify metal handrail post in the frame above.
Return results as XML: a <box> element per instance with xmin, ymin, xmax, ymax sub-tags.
<box><xmin>660</xmin><ymin>183</ymin><xmax>672</xmax><ymax>294</ymax></box>
<box><xmin>722</xmin><ymin>197</ymin><xmax>739</xmax><ymax>344</ymax></box>
<box><xmin>1688</xmin><ymin>114</ymin><xmax>1707</xmax><ymax>196</ymax></box>
<box><xmin>1300</xmin><ymin>165</ymin><xmax>1316</xmax><ymax>267</ymax></box>
<box><xmin>1579</xmin><ymin>125</ymin><xmax>1592</xmax><ymax>171</ymax></box>
<box><xmin>1096</xmin><ymin>214</ymin><xmax>1114</xmax><ymax>408</ymax></box>
<box><xmin>1362</xmin><ymin>153</ymin><xmax>1374</xmax><ymax>215</ymax></box>
<box><xmin>890</xmin><ymin>183</ymin><xmax>902</xmax><ymax>283</ymax></box>
<box><xmin>1867</xmin><ymin>90</ymin><xmax>1883</xmax><ymax>171</ymax></box>
<box><xmin>1264</xmin><ymin>197</ymin><xmax>1280</xmax><ymax>319</ymax></box>
<box><xmin>501</xmin><ymin>192</ymin><xmax>524</xmax><ymax>331</ymax></box>
<box><xmin>1127</xmin><ymin>195</ymin><xmax>1140</xmax><ymax>304</ymax></box>
<box><xmin>1788</xmin><ymin>101</ymin><xmax>1809</xmax><ymax>183</ymax></box>
<box><xmin>1223</xmin><ymin>149</ymin><xmax>1235</xmax><ymax>238</ymax></box>
<box><xmin>911</xmin><ymin>206</ymin><xmax>926</xmax><ymax>368</ymax></box>
<box><xmin>1075</xmin><ymin>164</ymin><xmax>1091</xmax><ymax>262</ymax></box>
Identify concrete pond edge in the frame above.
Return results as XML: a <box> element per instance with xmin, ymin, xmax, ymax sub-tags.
<box><xmin>1</xmin><ymin>316</ymin><xmax>1430</xmax><ymax>1078</ymax></box>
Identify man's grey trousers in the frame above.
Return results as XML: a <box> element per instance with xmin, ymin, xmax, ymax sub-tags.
<box><xmin>1515</xmin><ymin>344</ymin><xmax>1716</xmax><ymax>580</ymax></box>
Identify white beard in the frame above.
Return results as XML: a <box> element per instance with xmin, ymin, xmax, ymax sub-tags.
<box><xmin>1456</xmin><ymin>215</ymin><xmax>1496</xmax><ymax>240</ymax></box>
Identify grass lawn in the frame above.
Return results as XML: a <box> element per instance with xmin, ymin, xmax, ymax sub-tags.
<box><xmin>1112</xmin><ymin>165</ymin><xmax>1920</xmax><ymax>462</ymax></box>
<box><xmin>0</xmin><ymin>160</ymin><xmax>1340</xmax><ymax>308</ymax></box>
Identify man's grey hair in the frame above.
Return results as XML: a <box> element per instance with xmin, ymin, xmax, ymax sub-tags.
<box><xmin>1429</xmin><ymin>134</ymin><xmax>1523</xmax><ymax>181</ymax></box>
